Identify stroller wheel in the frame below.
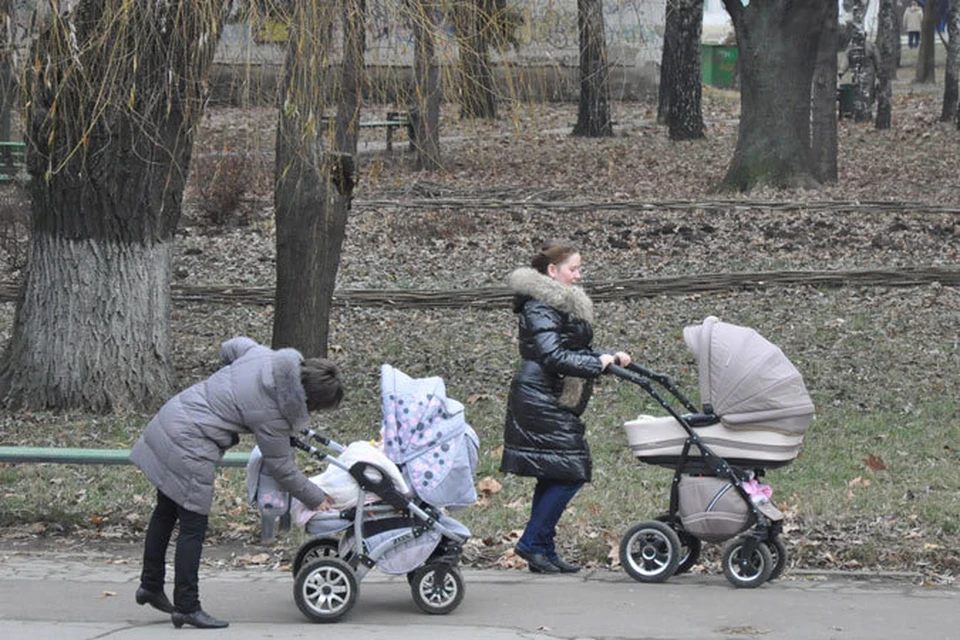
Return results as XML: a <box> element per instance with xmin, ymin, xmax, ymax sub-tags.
<box><xmin>619</xmin><ymin>520</ymin><xmax>681</xmax><ymax>583</ymax></box>
<box><xmin>292</xmin><ymin>537</ymin><xmax>340</xmax><ymax>576</ymax></box>
<box><xmin>655</xmin><ymin>513</ymin><xmax>701</xmax><ymax>575</ymax></box>
<box><xmin>409</xmin><ymin>563</ymin><xmax>465</xmax><ymax>615</ymax></box>
<box><xmin>765</xmin><ymin>535</ymin><xmax>788</xmax><ymax>581</ymax></box>
<box><xmin>721</xmin><ymin>536</ymin><xmax>773</xmax><ymax>588</ymax></box>
<box><xmin>294</xmin><ymin>558</ymin><xmax>358</xmax><ymax>623</ymax></box>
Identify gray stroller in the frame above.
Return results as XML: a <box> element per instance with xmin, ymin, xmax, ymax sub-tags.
<box><xmin>610</xmin><ymin>316</ymin><xmax>814</xmax><ymax>588</ymax></box>
<box><xmin>248</xmin><ymin>365</ymin><xmax>479</xmax><ymax>622</ymax></box>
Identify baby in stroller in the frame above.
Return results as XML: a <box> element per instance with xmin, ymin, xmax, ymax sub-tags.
<box><xmin>610</xmin><ymin>316</ymin><xmax>814</xmax><ymax>588</ymax></box>
<box><xmin>246</xmin><ymin>364</ymin><xmax>480</xmax><ymax>622</ymax></box>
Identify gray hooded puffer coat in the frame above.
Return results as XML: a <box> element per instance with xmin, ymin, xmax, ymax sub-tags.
<box><xmin>499</xmin><ymin>267</ymin><xmax>605</xmax><ymax>483</ymax></box>
<box><xmin>130</xmin><ymin>336</ymin><xmax>327</xmax><ymax>514</ymax></box>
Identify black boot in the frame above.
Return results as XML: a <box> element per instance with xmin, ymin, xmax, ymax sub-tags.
<box><xmin>135</xmin><ymin>587</ymin><xmax>174</xmax><ymax>614</ymax></box>
<box><xmin>548</xmin><ymin>555</ymin><xmax>581</xmax><ymax>573</ymax></box>
<box><xmin>514</xmin><ymin>546</ymin><xmax>560</xmax><ymax>574</ymax></box>
<box><xmin>171</xmin><ymin>609</ymin><xmax>229</xmax><ymax>629</ymax></box>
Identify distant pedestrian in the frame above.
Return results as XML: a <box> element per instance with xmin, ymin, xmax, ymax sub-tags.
<box><xmin>131</xmin><ymin>337</ymin><xmax>342</xmax><ymax>629</ymax></box>
<box><xmin>904</xmin><ymin>1</ymin><xmax>923</xmax><ymax>49</ymax></box>
<box><xmin>500</xmin><ymin>240</ymin><xmax>631</xmax><ymax>575</ymax></box>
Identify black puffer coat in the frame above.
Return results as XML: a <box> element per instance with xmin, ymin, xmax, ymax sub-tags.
<box><xmin>500</xmin><ymin>267</ymin><xmax>605</xmax><ymax>483</ymax></box>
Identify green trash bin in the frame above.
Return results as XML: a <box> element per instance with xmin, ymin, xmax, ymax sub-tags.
<box><xmin>701</xmin><ymin>44</ymin><xmax>739</xmax><ymax>89</ymax></box>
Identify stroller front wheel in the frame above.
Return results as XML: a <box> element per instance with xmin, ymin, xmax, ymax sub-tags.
<box><xmin>721</xmin><ymin>536</ymin><xmax>774</xmax><ymax>588</ymax></box>
<box><xmin>409</xmin><ymin>563</ymin><xmax>465</xmax><ymax>615</ymax></box>
<box><xmin>619</xmin><ymin>520</ymin><xmax>682</xmax><ymax>583</ymax></box>
<box><xmin>294</xmin><ymin>558</ymin><xmax>358</xmax><ymax>623</ymax></box>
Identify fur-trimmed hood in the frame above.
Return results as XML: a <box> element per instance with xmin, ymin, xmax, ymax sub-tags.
<box><xmin>507</xmin><ymin>267</ymin><xmax>594</xmax><ymax>323</ymax></box>
<box><xmin>272</xmin><ymin>348</ymin><xmax>310</xmax><ymax>429</ymax></box>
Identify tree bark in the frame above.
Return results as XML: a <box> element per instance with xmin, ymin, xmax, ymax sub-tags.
<box><xmin>916</xmin><ymin>0</ymin><xmax>937</xmax><ymax>83</ymax></box>
<box><xmin>657</xmin><ymin>1</ymin><xmax>680</xmax><ymax>125</ymax></box>
<box><xmin>667</xmin><ymin>0</ymin><xmax>705</xmax><ymax>141</ymax></box>
<box><xmin>0</xmin><ymin>0</ymin><xmax>15</xmax><ymax>143</ymax></box>
<box><xmin>848</xmin><ymin>0</ymin><xmax>874</xmax><ymax>122</ymax></box>
<box><xmin>0</xmin><ymin>0</ymin><xmax>226</xmax><ymax>412</ymax></box>
<box><xmin>456</xmin><ymin>0</ymin><xmax>498</xmax><ymax>120</ymax></box>
<box><xmin>941</xmin><ymin>0</ymin><xmax>960</xmax><ymax>121</ymax></box>
<box><xmin>811</xmin><ymin>0</ymin><xmax>838</xmax><ymax>182</ymax></box>
<box><xmin>573</xmin><ymin>0</ymin><xmax>613</xmax><ymax>137</ymax></box>
<box><xmin>272</xmin><ymin>0</ymin><xmax>360</xmax><ymax>357</ymax></box>
<box><xmin>718</xmin><ymin>0</ymin><xmax>827</xmax><ymax>191</ymax></box>
<box><xmin>411</xmin><ymin>0</ymin><xmax>442</xmax><ymax>170</ymax></box>
<box><xmin>876</xmin><ymin>0</ymin><xmax>896</xmax><ymax>129</ymax></box>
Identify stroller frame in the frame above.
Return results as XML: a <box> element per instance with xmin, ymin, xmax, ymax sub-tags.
<box><xmin>287</xmin><ymin>427</ymin><xmax>469</xmax><ymax>622</ymax></box>
<box><xmin>609</xmin><ymin>363</ymin><xmax>786</xmax><ymax>589</ymax></box>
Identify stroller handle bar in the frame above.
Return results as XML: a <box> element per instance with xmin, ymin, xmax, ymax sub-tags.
<box><xmin>605</xmin><ymin>363</ymin><xmax>718</xmax><ymax>428</ymax></box>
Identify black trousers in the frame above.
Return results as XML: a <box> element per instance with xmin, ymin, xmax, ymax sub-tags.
<box><xmin>140</xmin><ymin>489</ymin><xmax>208</xmax><ymax>614</ymax></box>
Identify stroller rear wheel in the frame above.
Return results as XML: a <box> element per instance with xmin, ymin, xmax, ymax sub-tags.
<box><xmin>765</xmin><ymin>535</ymin><xmax>788</xmax><ymax>581</ymax></box>
<box><xmin>655</xmin><ymin>513</ymin><xmax>701</xmax><ymax>575</ymax></box>
<box><xmin>409</xmin><ymin>563</ymin><xmax>464</xmax><ymax>615</ymax></box>
<box><xmin>721</xmin><ymin>536</ymin><xmax>773</xmax><ymax>588</ymax></box>
<box><xmin>294</xmin><ymin>558</ymin><xmax>358</xmax><ymax>623</ymax></box>
<box><xmin>292</xmin><ymin>537</ymin><xmax>340</xmax><ymax>576</ymax></box>
<box><xmin>619</xmin><ymin>520</ymin><xmax>681</xmax><ymax>583</ymax></box>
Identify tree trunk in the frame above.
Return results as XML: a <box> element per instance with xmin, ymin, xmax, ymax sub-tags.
<box><xmin>272</xmin><ymin>0</ymin><xmax>361</xmax><ymax>357</ymax></box>
<box><xmin>916</xmin><ymin>0</ymin><xmax>937</xmax><ymax>83</ymax></box>
<box><xmin>718</xmin><ymin>0</ymin><xmax>826</xmax><ymax>192</ymax></box>
<box><xmin>411</xmin><ymin>0</ymin><xmax>442</xmax><ymax>170</ymax></box>
<box><xmin>0</xmin><ymin>0</ymin><xmax>15</xmax><ymax>142</ymax></box>
<box><xmin>848</xmin><ymin>0</ymin><xmax>874</xmax><ymax>122</ymax></box>
<box><xmin>941</xmin><ymin>0</ymin><xmax>960</xmax><ymax>121</ymax></box>
<box><xmin>667</xmin><ymin>0</ymin><xmax>705</xmax><ymax>141</ymax></box>
<box><xmin>876</xmin><ymin>0</ymin><xmax>896</xmax><ymax>129</ymax></box>
<box><xmin>456</xmin><ymin>0</ymin><xmax>498</xmax><ymax>120</ymax></box>
<box><xmin>657</xmin><ymin>1</ymin><xmax>680</xmax><ymax>125</ymax></box>
<box><xmin>573</xmin><ymin>0</ymin><xmax>613</xmax><ymax>137</ymax></box>
<box><xmin>0</xmin><ymin>0</ymin><xmax>226</xmax><ymax>412</ymax></box>
<box><xmin>811</xmin><ymin>0</ymin><xmax>839</xmax><ymax>182</ymax></box>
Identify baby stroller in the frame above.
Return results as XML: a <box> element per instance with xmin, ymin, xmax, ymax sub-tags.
<box><xmin>610</xmin><ymin>316</ymin><xmax>814</xmax><ymax>588</ymax></box>
<box><xmin>248</xmin><ymin>365</ymin><xmax>479</xmax><ymax>622</ymax></box>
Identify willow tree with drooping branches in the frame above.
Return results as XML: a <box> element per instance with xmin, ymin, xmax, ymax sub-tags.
<box><xmin>0</xmin><ymin>0</ymin><xmax>229</xmax><ymax>412</ymax></box>
<box><xmin>272</xmin><ymin>0</ymin><xmax>365</xmax><ymax>356</ymax></box>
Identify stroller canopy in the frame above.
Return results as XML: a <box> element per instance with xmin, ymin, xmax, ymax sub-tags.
<box><xmin>380</xmin><ymin>365</ymin><xmax>479</xmax><ymax>509</ymax></box>
<box><xmin>683</xmin><ymin>316</ymin><xmax>815</xmax><ymax>435</ymax></box>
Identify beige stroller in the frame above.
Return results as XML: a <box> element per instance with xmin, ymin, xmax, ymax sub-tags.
<box><xmin>610</xmin><ymin>316</ymin><xmax>814</xmax><ymax>588</ymax></box>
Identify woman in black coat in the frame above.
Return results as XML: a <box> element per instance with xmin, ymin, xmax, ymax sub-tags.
<box><xmin>500</xmin><ymin>241</ymin><xmax>631</xmax><ymax>573</ymax></box>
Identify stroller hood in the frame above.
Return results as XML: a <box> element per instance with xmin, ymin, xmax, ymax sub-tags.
<box><xmin>683</xmin><ymin>316</ymin><xmax>814</xmax><ymax>435</ymax></box>
<box><xmin>380</xmin><ymin>364</ymin><xmax>479</xmax><ymax>509</ymax></box>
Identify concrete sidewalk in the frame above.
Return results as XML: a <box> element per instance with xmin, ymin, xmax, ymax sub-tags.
<box><xmin>1</xmin><ymin>545</ymin><xmax>958</xmax><ymax>640</ymax></box>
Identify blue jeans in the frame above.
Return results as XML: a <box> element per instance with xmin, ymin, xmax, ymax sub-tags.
<box><xmin>140</xmin><ymin>489</ymin><xmax>209</xmax><ymax>614</ymax></box>
<box><xmin>516</xmin><ymin>478</ymin><xmax>584</xmax><ymax>558</ymax></box>
<box><xmin>908</xmin><ymin>32</ymin><xmax>920</xmax><ymax>49</ymax></box>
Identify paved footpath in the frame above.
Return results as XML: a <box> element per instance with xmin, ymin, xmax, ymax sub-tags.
<box><xmin>1</xmin><ymin>545</ymin><xmax>958</xmax><ymax>640</ymax></box>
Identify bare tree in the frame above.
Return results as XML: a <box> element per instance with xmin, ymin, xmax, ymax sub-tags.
<box><xmin>811</xmin><ymin>0</ymin><xmax>839</xmax><ymax>182</ymax></box>
<box><xmin>718</xmin><ymin>0</ymin><xmax>828</xmax><ymax>191</ymax></box>
<box><xmin>666</xmin><ymin>0</ymin><xmax>705</xmax><ymax>141</ymax></box>
<box><xmin>942</xmin><ymin>0</ymin><xmax>960</xmax><ymax>122</ymax></box>
<box><xmin>0</xmin><ymin>0</ymin><xmax>15</xmax><ymax>143</ymax></box>
<box><xmin>272</xmin><ymin>0</ymin><xmax>363</xmax><ymax>356</ymax></box>
<box><xmin>916</xmin><ymin>0</ymin><xmax>937</xmax><ymax>83</ymax></box>
<box><xmin>657</xmin><ymin>1</ymin><xmax>680</xmax><ymax>125</ymax></box>
<box><xmin>410</xmin><ymin>0</ymin><xmax>442</xmax><ymax>170</ymax></box>
<box><xmin>455</xmin><ymin>0</ymin><xmax>498</xmax><ymax>120</ymax></box>
<box><xmin>573</xmin><ymin>0</ymin><xmax>612</xmax><ymax>137</ymax></box>
<box><xmin>0</xmin><ymin>0</ymin><xmax>228</xmax><ymax>412</ymax></box>
<box><xmin>876</xmin><ymin>0</ymin><xmax>897</xmax><ymax>129</ymax></box>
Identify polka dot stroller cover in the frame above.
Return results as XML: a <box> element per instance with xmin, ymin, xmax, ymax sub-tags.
<box><xmin>379</xmin><ymin>364</ymin><xmax>480</xmax><ymax>511</ymax></box>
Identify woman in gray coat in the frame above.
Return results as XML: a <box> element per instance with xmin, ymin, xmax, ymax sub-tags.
<box><xmin>131</xmin><ymin>336</ymin><xmax>342</xmax><ymax>629</ymax></box>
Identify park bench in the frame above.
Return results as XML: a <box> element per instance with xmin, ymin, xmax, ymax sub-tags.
<box><xmin>320</xmin><ymin>111</ymin><xmax>415</xmax><ymax>152</ymax></box>
<box><xmin>0</xmin><ymin>446</ymin><xmax>290</xmax><ymax>543</ymax></box>
<box><xmin>0</xmin><ymin>141</ymin><xmax>25</xmax><ymax>182</ymax></box>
